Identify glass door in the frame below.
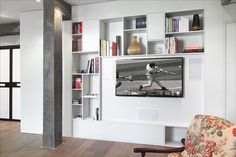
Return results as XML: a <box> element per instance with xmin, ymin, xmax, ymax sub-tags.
<box><xmin>0</xmin><ymin>45</ymin><xmax>20</xmax><ymax>121</ymax></box>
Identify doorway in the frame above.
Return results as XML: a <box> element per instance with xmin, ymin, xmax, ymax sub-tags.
<box><xmin>0</xmin><ymin>45</ymin><xmax>21</xmax><ymax>121</ymax></box>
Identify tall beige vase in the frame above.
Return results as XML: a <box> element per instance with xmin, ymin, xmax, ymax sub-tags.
<box><xmin>127</xmin><ymin>36</ymin><xmax>142</xmax><ymax>55</ymax></box>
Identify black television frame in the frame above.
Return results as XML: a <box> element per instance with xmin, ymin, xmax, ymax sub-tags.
<box><xmin>115</xmin><ymin>57</ymin><xmax>184</xmax><ymax>98</ymax></box>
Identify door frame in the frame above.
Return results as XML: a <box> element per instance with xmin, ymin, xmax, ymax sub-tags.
<box><xmin>0</xmin><ymin>45</ymin><xmax>20</xmax><ymax>121</ymax></box>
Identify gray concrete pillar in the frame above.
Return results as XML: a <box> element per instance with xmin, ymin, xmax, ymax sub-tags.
<box><xmin>43</xmin><ymin>0</ymin><xmax>71</xmax><ymax>148</ymax></box>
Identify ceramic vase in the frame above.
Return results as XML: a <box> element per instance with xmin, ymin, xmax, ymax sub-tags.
<box><xmin>127</xmin><ymin>36</ymin><xmax>142</xmax><ymax>55</ymax></box>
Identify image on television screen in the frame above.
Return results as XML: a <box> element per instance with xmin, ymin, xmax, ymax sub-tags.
<box><xmin>116</xmin><ymin>57</ymin><xmax>184</xmax><ymax>97</ymax></box>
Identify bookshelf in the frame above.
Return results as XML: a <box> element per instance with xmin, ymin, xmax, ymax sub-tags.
<box><xmin>165</xmin><ymin>9</ymin><xmax>204</xmax><ymax>54</ymax></box>
<box><xmin>72</xmin><ymin>21</ymin><xmax>101</xmax><ymax>121</ymax></box>
<box><xmin>71</xmin><ymin>9</ymin><xmax>204</xmax><ymax>146</ymax></box>
<box><xmin>99</xmin><ymin>9</ymin><xmax>204</xmax><ymax>57</ymax></box>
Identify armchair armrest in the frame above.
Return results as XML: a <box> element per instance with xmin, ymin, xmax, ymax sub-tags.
<box><xmin>134</xmin><ymin>147</ymin><xmax>185</xmax><ymax>157</ymax></box>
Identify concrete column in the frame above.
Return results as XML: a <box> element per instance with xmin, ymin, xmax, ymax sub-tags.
<box><xmin>43</xmin><ymin>0</ymin><xmax>71</xmax><ymax>148</ymax></box>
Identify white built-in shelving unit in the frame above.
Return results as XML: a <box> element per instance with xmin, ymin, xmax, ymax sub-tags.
<box><xmin>72</xmin><ymin>21</ymin><xmax>101</xmax><ymax>121</ymax></box>
<box><xmin>72</xmin><ymin>9</ymin><xmax>204</xmax><ymax>146</ymax></box>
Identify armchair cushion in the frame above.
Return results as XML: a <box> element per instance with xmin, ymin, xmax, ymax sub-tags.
<box><xmin>181</xmin><ymin>115</ymin><xmax>236</xmax><ymax>157</ymax></box>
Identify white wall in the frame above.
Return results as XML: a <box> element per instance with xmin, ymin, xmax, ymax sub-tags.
<box><xmin>20</xmin><ymin>11</ymin><xmax>73</xmax><ymax>136</ymax></box>
<box><xmin>225</xmin><ymin>22</ymin><xmax>236</xmax><ymax>124</ymax></box>
<box><xmin>20</xmin><ymin>10</ymin><xmax>43</xmax><ymax>134</ymax></box>
<box><xmin>0</xmin><ymin>35</ymin><xmax>20</xmax><ymax>46</ymax></box>
<box><xmin>223</xmin><ymin>3</ymin><xmax>236</xmax><ymax>124</ymax></box>
<box><xmin>62</xmin><ymin>21</ymin><xmax>72</xmax><ymax>137</ymax></box>
<box><xmin>73</xmin><ymin>0</ymin><xmax>226</xmax><ymax>123</ymax></box>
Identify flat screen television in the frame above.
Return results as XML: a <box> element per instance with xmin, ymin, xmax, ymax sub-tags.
<box><xmin>116</xmin><ymin>57</ymin><xmax>184</xmax><ymax>97</ymax></box>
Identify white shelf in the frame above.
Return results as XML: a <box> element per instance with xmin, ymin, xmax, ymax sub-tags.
<box><xmin>73</xmin><ymin>73</ymin><xmax>99</xmax><ymax>76</ymax></box>
<box><xmin>147</xmin><ymin>39</ymin><xmax>164</xmax><ymax>42</ymax></box>
<box><xmin>72</xmin><ymin>51</ymin><xmax>99</xmax><ymax>54</ymax></box>
<box><xmin>124</xmin><ymin>28</ymin><xmax>147</xmax><ymax>32</ymax></box>
<box><xmin>72</xmin><ymin>103</ymin><xmax>82</xmax><ymax>106</ymax></box>
<box><xmin>72</xmin><ymin>33</ymin><xmax>82</xmax><ymax>36</ymax></box>
<box><xmin>100</xmin><ymin>52</ymin><xmax>204</xmax><ymax>59</ymax></box>
<box><xmin>72</xmin><ymin>89</ymin><xmax>82</xmax><ymax>91</ymax></box>
<box><xmin>83</xmin><ymin>95</ymin><xmax>99</xmax><ymax>99</ymax></box>
<box><xmin>165</xmin><ymin>30</ymin><xmax>204</xmax><ymax>36</ymax></box>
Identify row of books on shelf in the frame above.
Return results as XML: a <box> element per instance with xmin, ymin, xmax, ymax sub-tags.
<box><xmin>72</xmin><ymin>39</ymin><xmax>82</xmax><ymax>52</ymax></box>
<box><xmin>72</xmin><ymin>22</ymin><xmax>82</xmax><ymax>34</ymax></box>
<box><xmin>100</xmin><ymin>39</ymin><xmax>119</xmax><ymax>56</ymax></box>
<box><xmin>165</xmin><ymin>37</ymin><xmax>204</xmax><ymax>54</ymax></box>
<box><xmin>87</xmin><ymin>57</ymin><xmax>99</xmax><ymax>73</ymax></box>
<box><xmin>165</xmin><ymin>17</ymin><xmax>189</xmax><ymax>33</ymax></box>
<box><xmin>165</xmin><ymin>37</ymin><xmax>179</xmax><ymax>54</ymax></box>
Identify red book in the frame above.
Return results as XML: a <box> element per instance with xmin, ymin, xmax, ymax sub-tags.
<box><xmin>112</xmin><ymin>42</ymin><xmax>117</xmax><ymax>56</ymax></box>
<box><xmin>79</xmin><ymin>22</ymin><xmax>82</xmax><ymax>34</ymax></box>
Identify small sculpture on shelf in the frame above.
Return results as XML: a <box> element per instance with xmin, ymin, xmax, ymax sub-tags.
<box><xmin>127</xmin><ymin>36</ymin><xmax>142</xmax><ymax>55</ymax></box>
<box><xmin>192</xmin><ymin>14</ymin><xmax>201</xmax><ymax>31</ymax></box>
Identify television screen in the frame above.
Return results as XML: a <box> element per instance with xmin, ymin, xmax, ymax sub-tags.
<box><xmin>116</xmin><ymin>57</ymin><xmax>184</xmax><ymax>97</ymax></box>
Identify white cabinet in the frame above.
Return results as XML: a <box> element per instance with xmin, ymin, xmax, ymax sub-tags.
<box><xmin>147</xmin><ymin>12</ymin><xmax>164</xmax><ymax>41</ymax></box>
<box><xmin>82</xmin><ymin>20</ymin><xmax>100</xmax><ymax>52</ymax></box>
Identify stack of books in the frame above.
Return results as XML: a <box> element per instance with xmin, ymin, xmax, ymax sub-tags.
<box><xmin>72</xmin><ymin>39</ymin><xmax>82</xmax><ymax>52</ymax></box>
<box><xmin>166</xmin><ymin>17</ymin><xmax>189</xmax><ymax>33</ymax></box>
<box><xmin>87</xmin><ymin>57</ymin><xmax>99</xmax><ymax>73</ymax></box>
<box><xmin>100</xmin><ymin>39</ymin><xmax>117</xmax><ymax>56</ymax></box>
<box><xmin>72</xmin><ymin>22</ymin><xmax>82</xmax><ymax>34</ymax></box>
<box><xmin>165</xmin><ymin>37</ymin><xmax>179</xmax><ymax>54</ymax></box>
<box><xmin>184</xmin><ymin>46</ymin><xmax>204</xmax><ymax>53</ymax></box>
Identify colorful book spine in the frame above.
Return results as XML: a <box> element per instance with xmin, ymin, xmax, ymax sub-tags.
<box><xmin>166</xmin><ymin>17</ymin><xmax>189</xmax><ymax>33</ymax></box>
<box><xmin>165</xmin><ymin>37</ymin><xmax>178</xmax><ymax>54</ymax></box>
<box><xmin>99</xmin><ymin>39</ymin><xmax>118</xmax><ymax>56</ymax></box>
<box><xmin>72</xmin><ymin>22</ymin><xmax>83</xmax><ymax>34</ymax></box>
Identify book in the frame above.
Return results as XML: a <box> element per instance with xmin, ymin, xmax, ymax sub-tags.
<box><xmin>106</xmin><ymin>41</ymin><xmax>110</xmax><ymax>56</ymax></box>
<box><xmin>87</xmin><ymin>60</ymin><xmax>91</xmax><ymax>74</ymax></box>
<box><xmin>112</xmin><ymin>42</ymin><xmax>117</xmax><ymax>56</ymax></box>
<box><xmin>179</xmin><ymin>17</ymin><xmax>189</xmax><ymax>32</ymax></box>
<box><xmin>184</xmin><ymin>46</ymin><xmax>204</xmax><ymax>53</ymax></box>
<box><xmin>102</xmin><ymin>40</ymin><xmax>106</xmax><ymax>56</ymax></box>
<box><xmin>165</xmin><ymin>37</ymin><xmax>178</xmax><ymax>54</ymax></box>
<box><xmin>116</xmin><ymin>36</ymin><xmax>121</xmax><ymax>56</ymax></box>
<box><xmin>95</xmin><ymin>57</ymin><xmax>99</xmax><ymax>73</ymax></box>
<box><xmin>90</xmin><ymin>58</ymin><xmax>94</xmax><ymax>73</ymax></box>
<box><xmin>99</xmin><ymin>39</ymin><xmax>118</xmax><ymax>56</ymax></box>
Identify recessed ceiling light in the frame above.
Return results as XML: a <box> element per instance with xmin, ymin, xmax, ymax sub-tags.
<box><xmin>35</xmin><ymin>0</ymin><xmax>41</xmax><ymax>3</ymax></box>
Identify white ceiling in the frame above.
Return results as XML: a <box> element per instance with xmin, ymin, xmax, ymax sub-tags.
<box><xmin>0</xmin><ymin>0</ymin><xmax>115</xmax><ymax>24</ymax></box>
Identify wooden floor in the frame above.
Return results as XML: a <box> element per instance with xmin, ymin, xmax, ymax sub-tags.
<box><xmin>0</xmin><ymin>121</ymin><xmax>168</xmax><ymax>157</ymax></box>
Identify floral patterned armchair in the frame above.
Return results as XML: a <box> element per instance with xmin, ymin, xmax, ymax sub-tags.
<box><xmin>134</xmin><ymin>115</ymin><xmax>236</xmax><ymax>157</ymax></box>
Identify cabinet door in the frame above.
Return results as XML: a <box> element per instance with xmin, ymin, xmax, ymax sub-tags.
<box><xmin>147</xmin><ymin>13</ymin><xmax>164</xmax><ymax>41</ymax></box>
<box><xmin>82</xmin><ymin>20</ymin><xmax>100</xmax><ymax>52</ymax></box>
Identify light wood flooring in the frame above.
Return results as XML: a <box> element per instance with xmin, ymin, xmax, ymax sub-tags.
<box><xmin>0</xmin><ymin>121</ymin><xmax>169</xmax><ymax>157</ymax></box>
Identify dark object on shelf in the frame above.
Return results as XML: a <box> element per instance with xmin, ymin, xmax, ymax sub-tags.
<box><xmin>77</xmin><ymin>70</ymin><xmax>86</xmax><ymax>73</ymax></box>
<box><xmin>192</xmin><ymin>14</ymin><xmax>201</xmax><ymax>31</ymax></box>
<box><xmin>116</xmin><ymin>36</ymin><xmax>121</xmax><ymax>56</ymax></box>
<box><xmin>136</xmin><ymin>17</ymin><xmax>146</xmax><ymax>29</ymax></box>
<box><xmin>96</xmin><ymin>108</ymin><xmax>99</xmax><ymax>120</ymax></box>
